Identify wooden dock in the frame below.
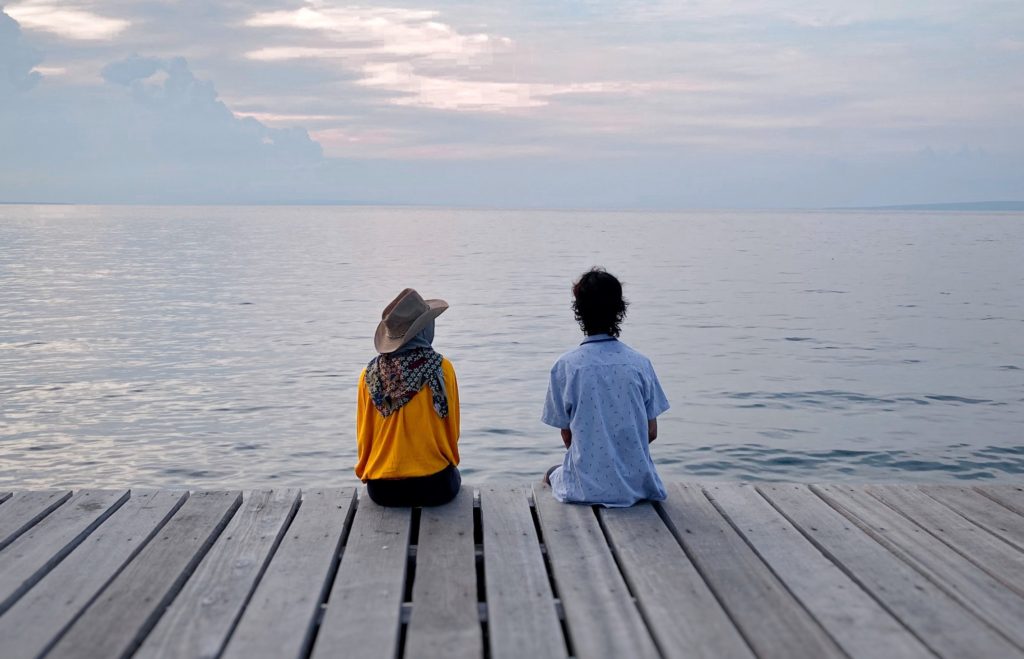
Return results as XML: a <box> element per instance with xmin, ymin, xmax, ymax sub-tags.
<box><xmin>1</xmin><ymin>483</ymin><xmax>1024</xmax><ymax>658</ymax></box>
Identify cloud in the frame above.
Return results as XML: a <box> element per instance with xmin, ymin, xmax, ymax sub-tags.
<box><xmin>30</xmin><ymin>64</ymin><xmax>64</xmax><ymax>76</ymax></box>
<box><xmin>243</xmin><ymin>2</ymin><xmax>692</xmax><ymax>113</ymax></box>
<box><xmin>93</xmin><ymin>54</ymin><xmax>322</xmax><ymax>164</ymax></box>
<box><xmin>352</xmin><ymin>62</ymin><xmax>695</xmax><ymax>112</ymax></box>
<box><xmin>243</xmin><ymin>2</ymin><xmax>528</xmax><ymax>111</ymax></box>
<box><xmin>4</xmin><ymin>1</ymin><xmax>129</xmax><ymax>40</ymax></box>
<box><xmin>1</xmin><ymin>10</ymin><xmax>42</xmax><ymax>94</ymax></box>
<box><xmin>2</xmin><ymin>2</ymin><xmax>1024</xmax><ymax>206</ymax></box>
<box><xmin>354</xmin><ymin>61</ymin><xmax>542</xmax><ymax>111</ymax></box>
<box><xmin>245</xmin><ymin>5</ymin><xmax>509</xmax><ymax>62</ymax></box>
<box><xmin>1</xmin><ymin>13</ymin><xmax>324</xmax><ymax>202</ymax></box>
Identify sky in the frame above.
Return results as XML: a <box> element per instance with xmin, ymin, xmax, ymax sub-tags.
<box><xmin>1</xmin><ymin>0</ymin><xmax>1023</xmax><ymax>208</ymax></box>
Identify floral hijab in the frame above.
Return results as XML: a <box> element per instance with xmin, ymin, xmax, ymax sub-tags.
<box><xmin>364</xmin><ymin>322</ymin><xmax>449</xmax><ymax>418</ymax></box>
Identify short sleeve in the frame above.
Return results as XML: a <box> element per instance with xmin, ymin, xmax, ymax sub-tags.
<box><xmin>542</xmin><ymin>362</ymin><xmax>571</xmax><ymax>428</ymax></box>
<box><xmin>644</xmin><ymin>362</ymin><xmax>670</xmax><ymax>419</ymax></box>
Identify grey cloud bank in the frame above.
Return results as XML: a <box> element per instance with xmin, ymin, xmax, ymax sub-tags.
<box><xmin>2</xmin><ymin>13</ymin><xmax>323</xmax><ymax>203</ymax></box>
<box><xmin>1</xmin><ymin>2</ymin><xmax>1023</xmax><ymax>207</ymax></box>
<box><xmin>1</xmin><ymin>11</ymin><xmax>39</xmax><ymax>93</ymax></box>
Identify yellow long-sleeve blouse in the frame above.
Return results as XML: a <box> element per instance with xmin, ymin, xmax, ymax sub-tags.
<box><xmin>355</xmin><ymin>357</ymin><xmax>460</xmax><ymax>481</ymax></box>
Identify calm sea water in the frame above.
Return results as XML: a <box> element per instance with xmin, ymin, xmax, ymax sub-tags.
<box><xmin>1</xmin><ymin>205</ymin><xmax>1022</xmax><ymax>488</ymax></box>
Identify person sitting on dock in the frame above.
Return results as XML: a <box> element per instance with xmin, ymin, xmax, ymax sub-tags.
<box><xmin>542</xmin><ymin>267</ymin><xmax>670</xmax><ymax>507</ymax></box>
<box><xmin>356</xmin><ymin>288</ymin><xmax>461</xmax><ymax>507</ymax></box>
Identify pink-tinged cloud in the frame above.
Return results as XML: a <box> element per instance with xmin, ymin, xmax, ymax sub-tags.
<box><xmin>5</xmin><ymin>1</ymin><xmax>128</xmax><ymax>40</ymax></box>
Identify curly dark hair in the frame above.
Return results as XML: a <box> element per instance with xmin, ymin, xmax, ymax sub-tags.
<box><xmin>572</xmin><ymin>267</ymin><xmax>629</xmax><ymax>337</ymax></box>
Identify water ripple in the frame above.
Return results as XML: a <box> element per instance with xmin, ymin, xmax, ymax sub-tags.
<box><xmin>1</xmin><ymin>206</ymin><xmax>1022</xmax><ymax>488</ymax></box>
<box><xmin>723</xmin><ymin>390</ymin><xmax>1004</xmax><ymax>409</ymax></box>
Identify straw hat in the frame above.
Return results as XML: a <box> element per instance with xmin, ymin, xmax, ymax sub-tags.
<box><xmin>374</xmin><ymin>288</ymin><xmax>449</xmax><ymax>354</ymax></box>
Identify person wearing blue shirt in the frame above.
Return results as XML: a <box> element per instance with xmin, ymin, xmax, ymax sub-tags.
<box><xmin>542</xmin><ymin>267</ymin><xmax>670</xmax><ymax>507</ymax></box>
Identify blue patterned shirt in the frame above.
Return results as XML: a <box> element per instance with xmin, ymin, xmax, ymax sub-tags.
<box><xmin>542</xmin><ymin>334</ymin><xmax>670</xmax><ymax>507</ymax></box>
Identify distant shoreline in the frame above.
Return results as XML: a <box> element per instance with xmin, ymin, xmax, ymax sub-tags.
<box><xmin>840</xmin><ymin>201</ymin><xmax>1024</xmax><ymax>211</ymax></box>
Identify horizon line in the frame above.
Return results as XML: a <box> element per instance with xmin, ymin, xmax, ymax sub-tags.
<box><xmin>3</xmin><ymin>199</ymin><xmax>1024</xmax><ymax>212</ymax></box>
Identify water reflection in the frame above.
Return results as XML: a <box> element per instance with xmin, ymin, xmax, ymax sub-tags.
<box><xmin>1</xmin><ymin>205</ymin><xmax>1022</xmax><ymax>488</ymax></box>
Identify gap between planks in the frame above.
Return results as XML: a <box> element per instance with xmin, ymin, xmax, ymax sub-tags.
<box><xmin>3</xmin><ymin>484</ymin><xmax>1024</xmax><ymax>659</ymax></box>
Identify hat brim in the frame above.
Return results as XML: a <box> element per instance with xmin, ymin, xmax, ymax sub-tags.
<box><xmin>374</xmin><ymin>298</ymin><xmax>448</xmax><ymax>354</ymax></box>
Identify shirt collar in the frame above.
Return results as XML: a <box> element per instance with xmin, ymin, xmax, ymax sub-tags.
<box><xmin>581</xmin><ymin>333</ymin><xmax>617</xmax><ymax>345</ymax></box>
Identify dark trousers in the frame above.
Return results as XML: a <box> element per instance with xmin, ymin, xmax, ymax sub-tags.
<box><xmin>366</xmin><ymin>464</ymin><xmax>461</xmax><ymax>507</ymax></box>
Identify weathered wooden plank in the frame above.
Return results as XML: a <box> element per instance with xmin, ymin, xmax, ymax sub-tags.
<box><xmin>599</xmin><ymin>500</ymin><xmax>755</xmax><ymax>659</ymax></box>
<box><xmin>0</xmin><ymin>490</ymin><xmax>72</xmax><ymax>550</ymax></box>
<box><xmin>479</xmin><ymin>486</ymin><xmax>566</xmax><ymax>659</ymax></box>
<box><xmin>759</xmin><ymin>483</ymin><xmax>1021</xmax><ymax>659</ymax></box>
<box><xmin>977</xmin><ymin>485</ymin><xmax>1024</xmax><ymax>517</ymax></box>
<box><xmin>815</xmin><ymin>484</ymin><xmax>1024</xmax><ymax>650</ymax></box>
<box><xmin>660</xmin><ymin>483</ymin><xmax>843</xmax><ymax>659</ymax></box>
<box><xmin>923</xmin><ymin>485</ymin><xmax>1024</xmax><ymax>550</ymax></box>
<box><xmin>532</xmin><ymin>484</ymin><xmax>660</xmax><ymax>659</ymax></box>
<box><xmin>867</xmin><ymin>485</ymin><xmax>1024</xmax><ymax>597</ymax></box>
<box><xmin>0</xmin><ymin>489</ymin><xmax>129</xmax><ymax>614</ymax></box>
<box><xmin>705</xmin><ymin>483</ymin><xmax>930</xmax><ymax>659</ymax></box>
<box><xmin>46</xmin><ymin>490</ymin><xmax>242</xmax><ymax>659</ymax></box>
<box><xmin>310</xmin><ymin>491</ymin><xmax>412</xmax><ymax>659</ymax></box>
<box><xmin>134</xmin><ymin>489</ymin><xmax>302</xmax><ymax>659</ymax></box>
<box><xmin>224</xmin><ymin>488</ymin><xmax>355</xmax><ymax>659</ymax></box>
<box><xmin>404</xmin><ymin>490</ymin><xmax>483</xmax><ymax>659</ymax></box>
<box><xmin>0</xmin><ymin>492</ymin><xmax>11</xmax><ymax>505</ymax></box>
<box><xmin>0</xmin><ymin>491</ymin><xmax>187</xmax><ymax>659</ymax></box>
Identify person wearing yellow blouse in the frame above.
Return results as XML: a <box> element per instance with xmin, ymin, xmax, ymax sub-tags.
<box><xmin>356</xmin><ymin>288</ymin><xmax>461</xmax><ymax>506</ymax></box>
